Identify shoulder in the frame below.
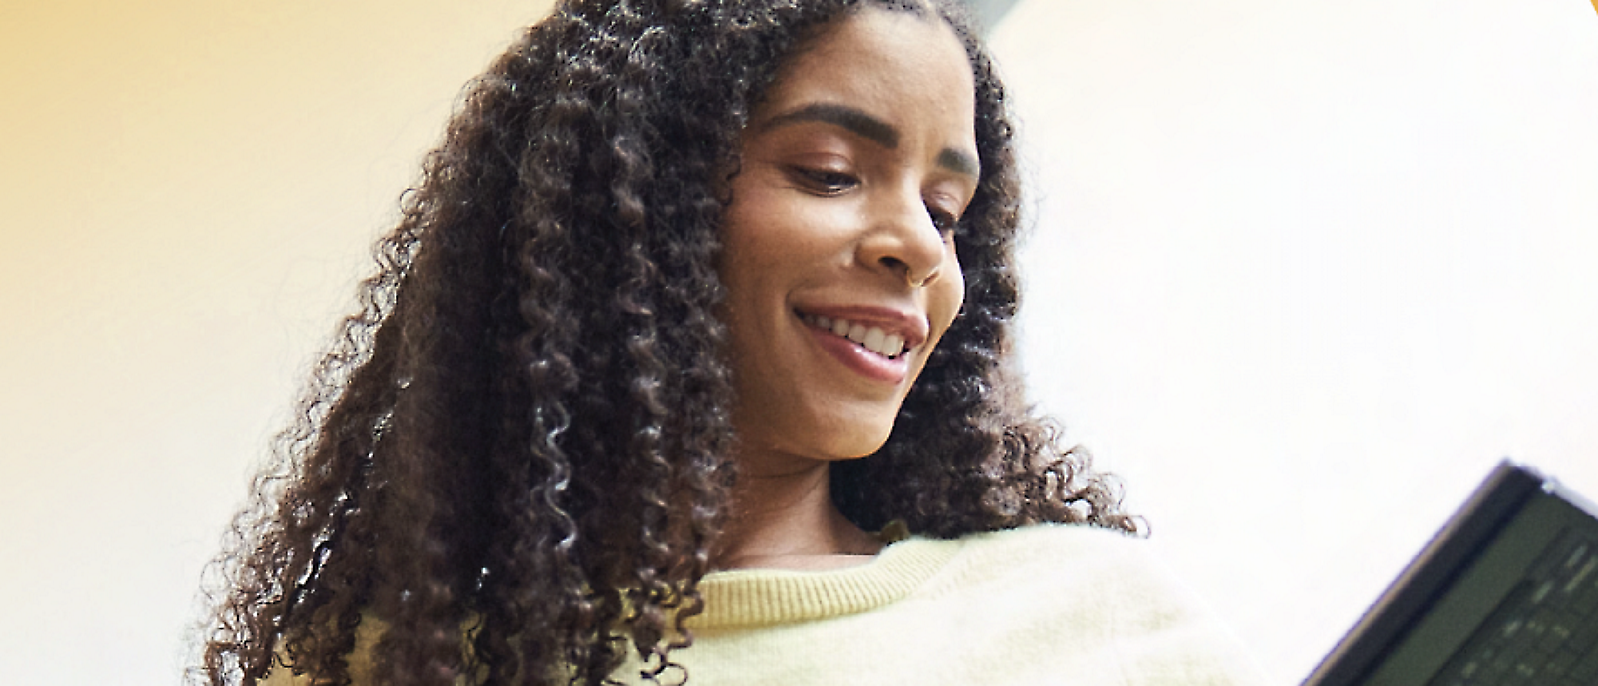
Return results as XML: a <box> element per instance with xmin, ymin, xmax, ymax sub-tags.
<box><xmin>904</xmin><ymin>524</ymin><xmax>1269</xmax><ymax>685</ymax></box>
<box><xmin>950</xmin><ymin>521</ymin><xmax>1146</xmax><ymax>558</ymax></box>
<box><xmin>916</xmin><ymin>523</ymin><xmax>1159</xmax><ymax>594</ymax></box>
<box><xmin>259</xmin><ymin>615</ymin><xmax>386</xmax><ymax>686</ymax></box>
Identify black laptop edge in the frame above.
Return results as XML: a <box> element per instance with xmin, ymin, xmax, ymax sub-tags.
<box><xmin>1301</xmin><ymin>460</ymin><xmax>1545</xmax><ymax>686</ymax></box>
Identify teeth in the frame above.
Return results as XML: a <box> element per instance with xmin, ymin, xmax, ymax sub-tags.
<box><xmin>802</xmin><ymin>313</ymin><xmax>910</xmax><ymax>358</ymax></box>
<box><xmin>863</xmin><ymin>327</ymin><xmax>886</xmax><ymax>352</ymax></box>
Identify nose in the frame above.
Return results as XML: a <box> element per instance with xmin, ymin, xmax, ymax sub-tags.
<box><xmin>857</xmin><ymin>185</ymin><xmax>950</xmax><ymax>289</ymax></box>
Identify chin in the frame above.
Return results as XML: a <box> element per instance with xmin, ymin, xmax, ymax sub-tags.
<box><xmin>734</xmin><ymin>396</ymin><xmax>906</xmax><ymax>464</ymax></box>
<box><xmin>816</xmin><ymin>420</ymin><xmax>897</xmax><ymax>461</ymax></box>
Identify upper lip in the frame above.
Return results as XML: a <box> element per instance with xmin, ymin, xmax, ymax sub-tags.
<box><xmin>793</xmin><ymin>303</ymin><xmax>930</xmax><ymax>350</ymax></box>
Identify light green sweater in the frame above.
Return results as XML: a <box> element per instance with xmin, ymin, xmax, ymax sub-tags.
<box><xmin>613</xmin><ymin>523</ymin><xmax>1265</xmax><ymax>685</ymax></box>
<box><xmin>267</xmin><ymin>524</ymin><xmax>1264</xmax><ymax>685</ymax></box>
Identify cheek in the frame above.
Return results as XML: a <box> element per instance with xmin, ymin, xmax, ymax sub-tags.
<box><xmin>720</xmin><ymin>191</ymin><xmax>809</xmax><ymax>271</ymax></box>
<box><xmin>931</xmin><ymin>260</ymin><xmax>966</xmax><ymax>338</ymax></box>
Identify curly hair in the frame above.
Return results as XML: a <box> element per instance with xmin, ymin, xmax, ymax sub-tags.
<box><xmin>195</xmin><ymin>1</ymin><xmax>1137</xmax><ymax>685</ymax></box>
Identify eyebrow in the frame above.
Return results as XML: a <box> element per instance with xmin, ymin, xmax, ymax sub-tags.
<box><xmin>936</xmin><ymin>147</ymin><xmax>980</xmax><ymax>178</ymax></box>
<box><xmin>761</xmin><ymin>102</ymin><xmax>981</xmax><ymax>178</ymax></box>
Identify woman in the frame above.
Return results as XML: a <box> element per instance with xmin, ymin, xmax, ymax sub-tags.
<box><xmin>199</xmin><ymin>1</ymin><xmax>1263</xmax><ymax>684</ymax></box>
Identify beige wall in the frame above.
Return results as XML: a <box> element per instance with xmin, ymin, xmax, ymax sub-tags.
<box><xmin>0</xmin><ymin>1</ymin><xmax>552</xmax><ymax>682</ymax></box>
<box><xmin>3</xmin><ymin>0</ymin><xmax>1596</xmax><ymax>683</ymax></box>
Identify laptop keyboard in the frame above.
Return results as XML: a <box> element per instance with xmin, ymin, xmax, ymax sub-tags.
<box><xmin>1428</xmin><ymin>528</ymin><xmax>1598</xmax><ymax>685</ymax></box>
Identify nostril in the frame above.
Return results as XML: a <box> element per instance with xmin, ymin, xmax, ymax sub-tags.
<box><xmin>879</xmin><ymin>256</ymin><xmax>916</xmax><ymax>285</ymax></box>
<box><xmin>859</xmin><ymin>213</ymin><xmax>945</xmax><ymax>287</ymax></box>
<box><xmin>878</xmin><ymin>255</ymin><xmax>936</xmax><ymax>289</ymax></box>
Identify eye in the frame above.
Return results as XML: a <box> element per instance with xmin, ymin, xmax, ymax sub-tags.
<box><xmin>928</xmin><ymin>207</ymin><xmax>962</xmax><ymax>238</ymax></box>
<box><xmin>790</xmin><ymin>166</ymin><xmax>858</xmax><ymax>196</ymax></box>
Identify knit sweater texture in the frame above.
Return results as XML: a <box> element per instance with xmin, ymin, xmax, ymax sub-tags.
<box><xmin>615</xmin><ymin>523</ymin><xmax>1264</xmax><ymax>685</ymax></box>
<box><xmin>264</xmin><ymin>524</ymin><xmax>1264</xmax><ymax>685</ymax></box>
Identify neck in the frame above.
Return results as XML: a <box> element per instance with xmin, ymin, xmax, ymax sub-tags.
<box><xmin>713</xmin><ymin>453</ymin><xmax>884</xmax><ymax>571</ymax></box>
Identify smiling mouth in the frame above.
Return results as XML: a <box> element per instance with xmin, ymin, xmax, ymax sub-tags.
<box><xmin>799</xmin><ymin>312</ymin><xmax>911</xmax><ymax>359</ymax></box>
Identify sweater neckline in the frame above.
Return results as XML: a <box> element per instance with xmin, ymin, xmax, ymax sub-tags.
<box><xmin>690</xmin><ymin>533</ymin><xmax>960</xmax><ymax>630</ymax></box>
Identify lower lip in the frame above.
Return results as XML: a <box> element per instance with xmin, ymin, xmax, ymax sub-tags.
<box><xmin>805</xmin><ymin>322</ymin><xmax>910</xmax><ymax>384</ymax></box>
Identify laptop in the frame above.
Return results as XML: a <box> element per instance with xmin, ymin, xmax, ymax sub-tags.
<box><xmin>1303</xmin><ymin>460</ymin><xmax>1598</xmax><ymax>686</ymax></box>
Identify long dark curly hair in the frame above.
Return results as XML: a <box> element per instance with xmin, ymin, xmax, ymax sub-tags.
<box><xmin>196</xmin><ymin>1</ymin><xmax>1137</xmax><ymax>684</ymax></box>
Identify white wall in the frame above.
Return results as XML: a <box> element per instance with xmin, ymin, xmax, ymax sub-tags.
<box><xmin>3</xmin><ymin>0</ymin><xmax>1595</xmax><ymax>683</ymax></box>
<box><xmin>993</xmin><ymin>0</ymin><xmax>1598</xmax><ymax>680</ymax></box>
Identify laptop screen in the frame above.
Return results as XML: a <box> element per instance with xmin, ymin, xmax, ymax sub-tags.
<box><xmin>1304</xmin><ymin>461</ymin><xmax>1598</xmax><ymax>685</ymax></box>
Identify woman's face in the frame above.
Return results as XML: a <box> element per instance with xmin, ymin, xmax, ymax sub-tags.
<box><xmin>718</xmin><ymin>7</ymin><xmax>977</xmax><ymax>469</ymax></box>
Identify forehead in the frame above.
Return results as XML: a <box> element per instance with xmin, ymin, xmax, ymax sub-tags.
<box><xmin>756</xmin><ymin>8</ymin><xmax>977</xmax><ymax>140</ymax></box>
